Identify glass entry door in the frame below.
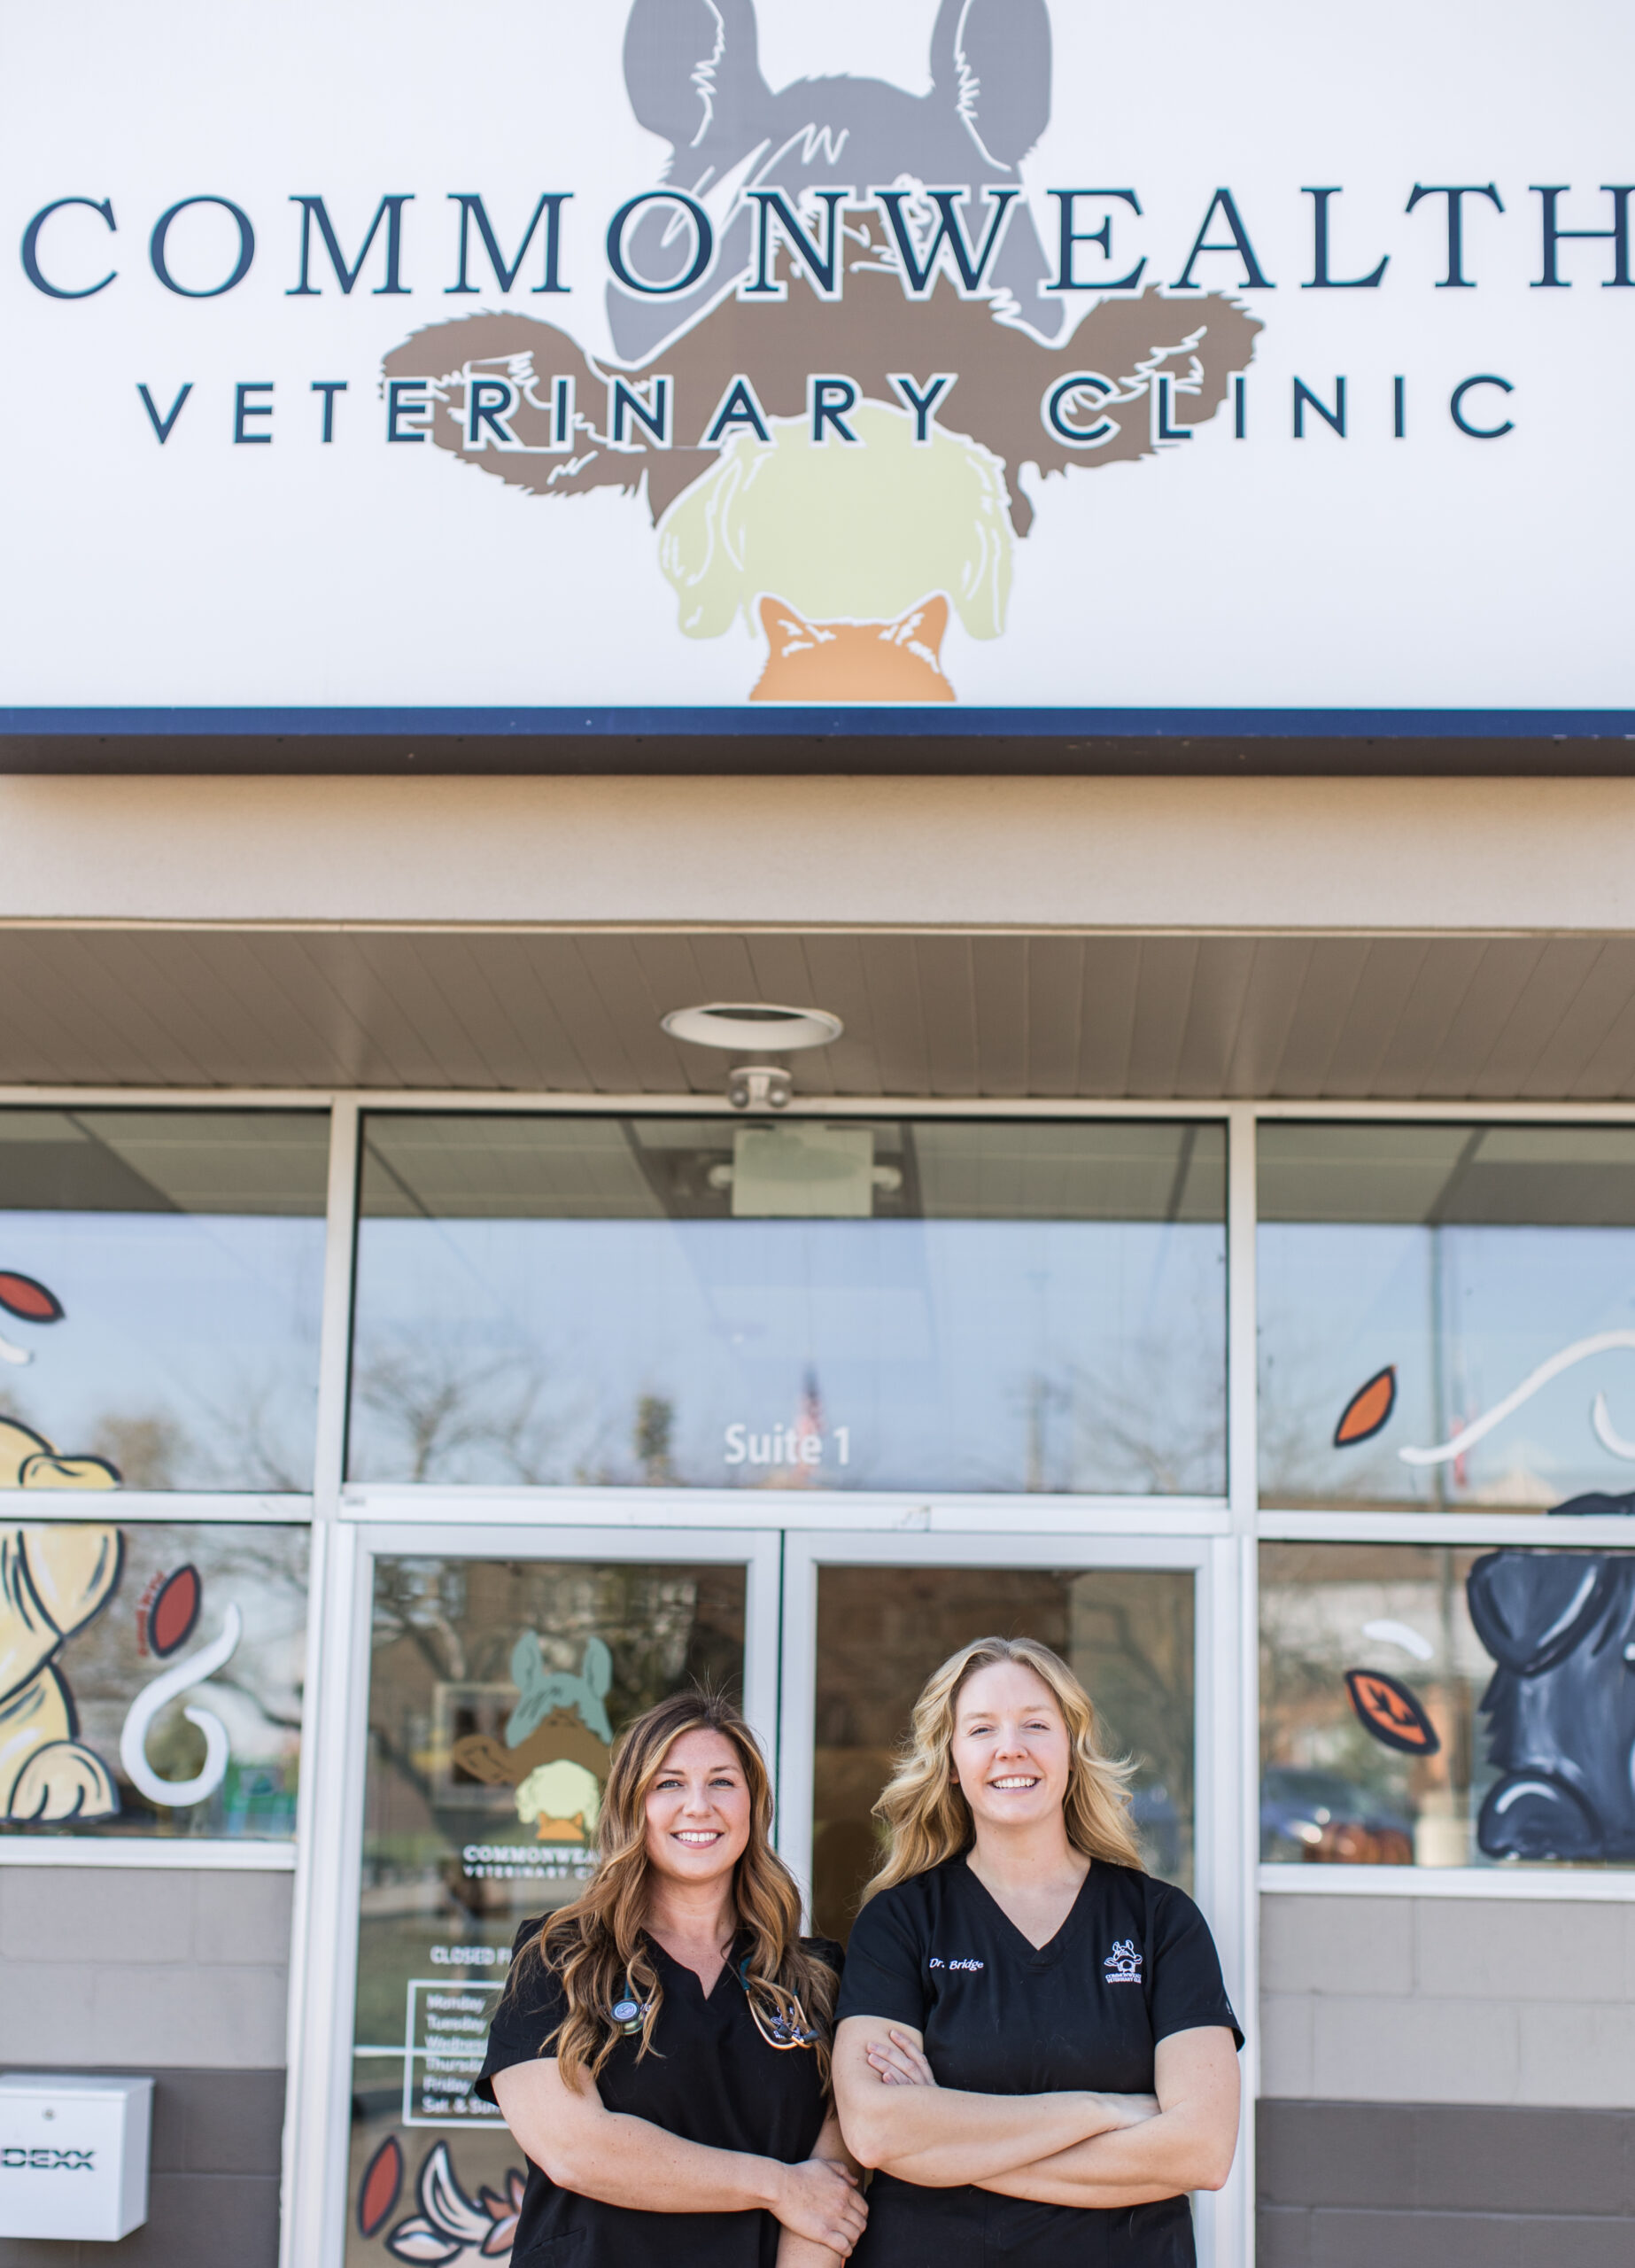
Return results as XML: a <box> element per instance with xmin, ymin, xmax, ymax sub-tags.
<box><xmin>777</xmin><ymin>1533</ymin><xmax>1214</xmax><ymax>1942</ymax></box>
<box><xmin>784</xmin><ymin>1542</ymin><xmax>1206</xmax><ymax>1950</ymax></box>
<box><xmin>337</xmin><ymin>1525</ymin><xmax>779</xmax><ymax>2268</ymax></box>
<box><xmin>775</xmin><ymin>1529</ymin><xmax>1239</xmax><ymax>2268</ymax></box>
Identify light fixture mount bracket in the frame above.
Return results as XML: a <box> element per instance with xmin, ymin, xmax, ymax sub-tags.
<box><xmin>727</xmin><ymin>1065</ymin><xmax>794</xmax><ymax>1112</ymax></box>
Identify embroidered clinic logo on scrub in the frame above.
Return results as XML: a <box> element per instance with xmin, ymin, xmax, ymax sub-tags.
<box><xmin>1104</xmin><ymin>1939</ymin><xmax>1143</xmax><ymax>1984</ymax></box>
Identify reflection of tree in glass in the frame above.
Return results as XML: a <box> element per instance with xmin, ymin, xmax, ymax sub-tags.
<box><xmin>634</xmin><ymin>1395</ymin><xmax>676</xmax><ymax>1487</ymax></box>
<box><xmin>353</xmin><ymin>1341</ymin><xmax>575</xmax><ymax>1484</ymax></box>
<box><xmin>0</xmin><ymin>1354</ymin><xmax>319</xmax><ymax>1494</ymax></box>
<box><xmin>1257</xmin><ymin>1309</ymin><xmax>1410</xmax><ymax>1510</ymax></box>
<box><xmin>1056</xmin><ymin>1324</ymin><xmax>1226</xmax><ymax>1496</ymax></box>
<box><xmin>89</xmin><ymin>1411</ymin><xmax>184</xmax><ymax>1488</ymax></box>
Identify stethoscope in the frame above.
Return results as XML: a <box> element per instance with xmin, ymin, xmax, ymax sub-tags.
<box><xmin>610</xmin><ymin>1957</ymin><xmax>818</xmax><ymax>2050</ymax></box>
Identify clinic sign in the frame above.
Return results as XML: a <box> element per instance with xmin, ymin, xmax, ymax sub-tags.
<box><xmin>4</xmin><ymin>0</ymin><xmax>1633</xmax><ymax>727</ymax></box>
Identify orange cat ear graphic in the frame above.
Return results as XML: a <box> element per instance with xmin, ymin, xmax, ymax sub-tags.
<box><xmin>752</xmin><ymin>594</ymin><xmax>955</xmax><ymax>703</ymax></box>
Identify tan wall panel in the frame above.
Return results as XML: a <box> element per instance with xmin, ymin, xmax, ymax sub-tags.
<box><xmin>3</xmin><ymin>776</ymin><xmax>1635</xmax><ymax>936</ymax></box>
<box><xmin>0</xmin><ymin>1867</ymin><xmax>293</xmax><ymax>2070</ymax></box>
<box><xmin>1261</xmin><ymin>1893</ymin><xmax>1635</xmax><ymax>2109</ymax></box>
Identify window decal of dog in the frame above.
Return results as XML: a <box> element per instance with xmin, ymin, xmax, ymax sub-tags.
<box><xmin>383</xmin><ymin>2</ymin><xmax>1260</xmax><ymax>702</ymax></box>
<box><xmin>450</xmin><ymin>1635</ymin><xmax>614</xmax><ymax>1849</ymax></box>
<box><xmin>1467</xmin><ymin>1549</ymin><xmax>1635</xmax><ymax>1860</ymax></box>
<box><xmin>0</xmin><ymin>1425</ymin><xmax>123</xmax><ymax>1823</ymax></box>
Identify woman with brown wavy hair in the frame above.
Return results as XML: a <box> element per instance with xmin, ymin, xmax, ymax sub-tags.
<box><xmin>833</xmin><ymin>1635</ymin><xmax>1242</xmax><ymax>2267</ymax></box>
<box><xmin>477</xmin><ymin>1688</ymin><xmax>865</xmax><ymax>2268</ymax></box>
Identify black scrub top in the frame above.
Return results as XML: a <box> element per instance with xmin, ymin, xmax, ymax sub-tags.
<box><xmin>476</xmin><ymin>1918</ymin><xmax>841</xmax><ymax>2268</ymax></box>
<box><xmin>835</xmin><ymin>1856</ymin><xmax>1243</xmax><ymax>2268</ymax></box>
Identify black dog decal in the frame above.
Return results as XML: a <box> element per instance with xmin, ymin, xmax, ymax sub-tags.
<box><xmin>614</xmin><ymin>0</ymin><xmax>1062</xmax><ymax>356</ymax></box>
<box><xmin>1468</xmin><ymin>1550</ymin><xmax>1635</xmax><ymax>1860</ymax></box>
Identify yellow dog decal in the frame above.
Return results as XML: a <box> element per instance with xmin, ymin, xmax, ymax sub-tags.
<box><xmin>0</xmin><ymin>1415</ymin><xmax>122</xmax><ymax>1823</ymax></box>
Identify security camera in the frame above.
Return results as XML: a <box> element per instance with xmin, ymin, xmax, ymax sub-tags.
<box><xmin>727</xmin><ymin>1065</ymin><xmax>793</xmax><ymax>1111</ymax></box>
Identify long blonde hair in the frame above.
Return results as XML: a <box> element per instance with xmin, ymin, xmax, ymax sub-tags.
<box><xmin>863</xmin><ymin>1635</ymin><xmax>1143</xmax><ymax>1903</ymax></box>
<box><xmin>525</xmin><ymin>1689</ymin><xmax>837</xmax><ymax>2086</ymax></box>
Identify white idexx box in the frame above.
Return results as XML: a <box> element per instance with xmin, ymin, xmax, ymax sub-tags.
<box><xmin>0</xmin><ymin>2074</ymin><xmax>152</xmax><ymax>2241</ymax></box>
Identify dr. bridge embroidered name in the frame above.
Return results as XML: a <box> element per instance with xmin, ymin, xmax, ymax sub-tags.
<box><xmin>1104</xmin><ymin>1940</ymin><xmax>1143</xmax><ymax>1984</ymax></box>
<box><xmin>927</xmin><ymin>1957</ymin><xmax>985</xmax><ymax>1971</ymax></box>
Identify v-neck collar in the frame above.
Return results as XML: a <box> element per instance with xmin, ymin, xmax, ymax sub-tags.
<box><xmin>959</xmin><ymin>1852</ymin><xmax>1095</xmax><ymax>1967</ymax></box>
<box><xmin>646</xmin><ymin>1926</ymin><xmax>744</xmax><ymax>2005</ymax></box>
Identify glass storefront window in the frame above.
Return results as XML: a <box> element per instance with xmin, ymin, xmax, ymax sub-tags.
<box><xmin>0</xmin><ymin>1110</ymin><xmax>329</xmax><ymax>1490</ymax></box>
<box><xmin>1261</xmin><ymin>1542</ymin><xmax>1635</xmax><ymax>1868</ymax></box>
<box><xmin>0</xmin><ymin>1521</ymin><xmax>306</xmax><ymax>1838</ymax></box>
<box><xmin>345</xmin><ymin>1554</ymin><xmax>746</xmax><ymax>2268</ymax></box>
<box><xmin>1259</xmin><ymin>1122</ymin><xmax>1635</xmax><ymax>1510</ymax></box>
<box><xmin>811</xmin><ymin>1563</ymin><xmax>1196</xmax><ymax>1939</ymax></box>
<box><xmin>347</xmin><ymin>1115</ymin><xmax>1226</xmax><ymax>1495</ymax></box>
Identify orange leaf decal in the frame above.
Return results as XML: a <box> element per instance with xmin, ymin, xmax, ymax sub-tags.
<box><xmin>1334</xmin><ymin>1365</ymin><xmax>1397</xmax><ymax>1448</ymax></box>
<box><xmin>358</xmin><ymin>2135</ymin><xmax>403</xmax><ymax>2239</ymax></box>
<box><xmin>1344</xmin><ymin>1668</ymin><xmax>1440</xmax><ymax>1756</ymax></box>
<box><xmin>150</xmin><ymin>1565</ymin><xmax>202</xmax><ymax>1658</ymax></box>
<box><xmin>0</xmin><ymin>1270</ymin><xmax>63</xmax><ymax>1324</ymax></box>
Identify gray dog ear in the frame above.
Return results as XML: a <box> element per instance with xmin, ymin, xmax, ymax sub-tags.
<box><xmin>933</xmin><ymin>0</ymin><xmax>1052</xmax><ymax>170</ymax></box>
<box><xmin>624</xmin><ymin>0</ymin><xmax>770</xmax><ymax>162</ymax></box>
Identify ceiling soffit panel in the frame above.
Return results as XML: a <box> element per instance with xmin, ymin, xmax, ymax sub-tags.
<box><xmin>0</xmin><ymin>930</ymin><xmax>1631</xmax><ymax>1101</ymax></box>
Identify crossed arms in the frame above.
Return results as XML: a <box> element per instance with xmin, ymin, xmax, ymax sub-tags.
<box><xmin>832</xmin><ymin>2015</ymin><xmax>1240</xmax><ymax>2210</ymax></box>
<box><xmin>491</xmin><ymin>2059</ymin><xmax>865</xmax><ymax>2264</ymax></box>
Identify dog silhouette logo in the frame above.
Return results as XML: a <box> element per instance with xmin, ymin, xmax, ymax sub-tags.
<box><xmin>384</xmin><ymin>1</ymin><xmax>1260</xmax><ymax>703</ymax></box>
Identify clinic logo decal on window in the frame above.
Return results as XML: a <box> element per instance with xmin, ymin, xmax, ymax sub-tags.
<box><xmin>1104</xmin><ymin>1940</ymin><xmax>1143</xmax><ymax>1985</ymax></box>
<box><xmin>449</xmin><ymin>1635</ymin><xmax>613</xmax><ymax>1875</ymax></box>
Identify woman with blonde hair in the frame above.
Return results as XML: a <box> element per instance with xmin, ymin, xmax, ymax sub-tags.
<box><xmin>478</xmin><ymin>1688</ymin><xmax>865</xmax><ymax>2267</ymax></box>
<box><xmin>833</xmin><ymin>1635</ymin><xmax>1242</xmax><ymax>2266</ymax></box>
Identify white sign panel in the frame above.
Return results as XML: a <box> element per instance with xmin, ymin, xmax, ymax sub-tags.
<box><xmin>3</xmin><ymin>0</ymin><xmax>1631</xmax><ymax>731</ymax></box>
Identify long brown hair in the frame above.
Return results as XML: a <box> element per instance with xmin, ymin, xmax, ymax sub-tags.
<box><xmin>863</xmin><ymin>1635</ymin><xmax>1143</xmax><ymax>1903</ymax></box>
<box><xmin>524</xmin><ymin>1689</ymin><xmax>838</xmax><ymax>2086</ymax></box>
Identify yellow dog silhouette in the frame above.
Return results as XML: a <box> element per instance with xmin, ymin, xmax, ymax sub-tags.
<box><xmin>0</xmin><ymin>1417</ymin><xmax>122</xmax><ymax>1823</ymax></box>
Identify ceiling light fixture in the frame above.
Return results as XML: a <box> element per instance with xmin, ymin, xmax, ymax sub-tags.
<box><xmin>661</xmin><ymin>1003</ymin><xmax>844</xmax><ymax>1053</ymax></box>
<box><xmin>660</xmin><ymin>1002</ymin><xmax>844</xmax><ymax>1112</ymax></box>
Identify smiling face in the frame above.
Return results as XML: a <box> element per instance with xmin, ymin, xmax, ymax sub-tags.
<box><xmin>643</xmin><ymin>1726</ymin><xmax>753</xmax><ymax>1888</ymax></box>
<box><xmin>949</xmin><ymin>1659</ymin><xmax>1074</xmax><ymax>1837</ymax></box>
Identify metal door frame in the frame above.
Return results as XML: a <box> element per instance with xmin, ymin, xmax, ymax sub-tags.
<box><xmin>778</xmin><ymin>1525</ymin><xmax>1249</xmax><ymax>2268</ymax></box>
<box><xmin>281</xmin><ymin>1517</ymin><xmax>782</xmax><ymax>2268</ymax></box>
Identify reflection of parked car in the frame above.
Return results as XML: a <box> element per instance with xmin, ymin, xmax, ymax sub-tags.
<box><xmin>1261</xmin><ymin>1767</ymin><xmax>1414</xmax><ymax>1865</ymax></box>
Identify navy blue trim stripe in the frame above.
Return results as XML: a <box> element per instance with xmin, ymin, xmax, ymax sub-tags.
<box><xmin>4</xmin><ymin>707</ymin><xmax>1635</xmax><ymax>740</ymax></box>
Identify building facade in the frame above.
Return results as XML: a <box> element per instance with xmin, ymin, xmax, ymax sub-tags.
<box><xmin>4</xmin><ymin>5</ymin><xmax>1634</xmax><ymax>2264</ymax></box>
<box><xmin>2</xmin><ymin>776</ymin><xmax>1635</xmax><ymax>2268</ymax></box>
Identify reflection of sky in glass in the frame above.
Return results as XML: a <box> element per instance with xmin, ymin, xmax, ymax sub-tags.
<box><xmin>1260</xmin><ymin>1223</ymin><xmax>1635</xmax><ymax>1508</ymax></box>
<box><xmin>349</xmin><ymin>1216</ymin><xmax>1226</xmax><ymax>1494</ymax></box>
<box><xmin>0</xmin><ymin>1213</ymin><xmax>324</xmax><ymax>1489</ymax></box>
